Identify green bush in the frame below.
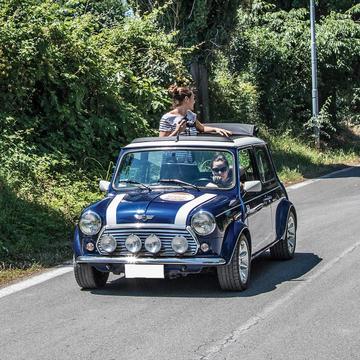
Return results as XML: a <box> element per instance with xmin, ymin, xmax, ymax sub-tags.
<box><xmin>0</xmin><ymin>0</ymin><xmax>189</xmax><ymax>164</ymax></box>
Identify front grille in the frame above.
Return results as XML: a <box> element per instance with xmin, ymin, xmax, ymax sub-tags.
<box><xmin>97</xmin><ymin>227</ymin><xmax>199</xmax><ymax>256</ymax></box>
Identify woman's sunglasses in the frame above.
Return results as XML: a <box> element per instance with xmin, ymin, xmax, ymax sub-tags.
<box><xmin>212</xmin><ymin>166</ymin><xmax>228</xmax><ymax>174</ymax></box>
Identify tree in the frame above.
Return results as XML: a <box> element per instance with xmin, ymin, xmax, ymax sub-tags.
<box><xmin>128</xmin><ymin>0</ymin><xmax>243</xmax><ymax>122</ymax></box>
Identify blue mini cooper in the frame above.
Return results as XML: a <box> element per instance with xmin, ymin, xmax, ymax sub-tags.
<box><xmin>73</xmin><ymin>124</ymin><xmax>297</xmax><ymax>291</ymax></box>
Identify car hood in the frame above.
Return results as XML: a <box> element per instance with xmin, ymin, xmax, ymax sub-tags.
<box><xmin>102</xmin><ymin>190</ymin><xmax>232</xmax><ymax>226</ymax></box>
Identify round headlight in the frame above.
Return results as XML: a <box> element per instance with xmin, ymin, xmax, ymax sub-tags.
<box><xmin>98</xmin><ymin>235</ymin><xmax>117</xmax><ymax>253</ymax></box>
<box><xmin>191</xmin><ymin>211</ymin><xmax>216</xmax><ymax>236</ymax></box>
<box><xmin>125</xmin><ymin>234</ymin><xmax>142</xmax><ymax>253</ymax></box>
<box><xmin>172</xmin><ymin>235</ymin><xmax>188</xmax><ymax>254</ymax></box>
<box><xmin>145</xmin><ymin>234</ymin><xmax>161</xmax><ymax>254</ymax></box>
<box><xmin>79</xmin><ymin>211</ymin><xmax>102</xmax><ymax>236</ymax></box>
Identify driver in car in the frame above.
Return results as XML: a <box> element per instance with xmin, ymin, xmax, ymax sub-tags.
<box><xmin>210</xmin><ymin>154</ymin><xmax>233</xmax><ymax>188</ymax></box>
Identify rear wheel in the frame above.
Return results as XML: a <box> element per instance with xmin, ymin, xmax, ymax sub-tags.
<box><xmin>74</xmin><ymin>263</ymin><xmax>109</xmax><ymax>289</ymax></box>
<box><xmin>217</xmin><ymin>234</ymin><xmax>251</xmax><ymax>291</ymax></box>
<box><xmin>270</xmin><ymin>210</ymin><xmax>296</xmax><ymax>260</ymax></box>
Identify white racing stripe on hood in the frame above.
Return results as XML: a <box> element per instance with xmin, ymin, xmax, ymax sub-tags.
<box><xmin>174</xmin><ymin>193</ymin><xmax>216</xmax><ymax>226</ymax></box>
<box><xmin>106</xmin><ymin>193</ymin><xmax>126</xmax><ymax>225</ymax></box>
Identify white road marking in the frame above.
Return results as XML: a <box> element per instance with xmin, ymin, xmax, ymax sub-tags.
<box><xmin>196</xmin><ymin>239</ymin><xmax>360</xmax><ymax>360</ymax></box>
<box><xmin>286</xmin><ymin>165</ymin><xmax>358</xmax><ymax>191</ymax></box>
<box><xmin>287</xmin><ymin>178</ymin><xmax>318</xmax><ymax>190</ymax></box>
<box><xmin>321</xmin><ymin>165</ymin><xmax>359</xmax><ymax>178</ymax></box>
<box><xmin>0</xmin><ymin>266</ymin><xmax>73</xmax><ymax>299</ymax></box>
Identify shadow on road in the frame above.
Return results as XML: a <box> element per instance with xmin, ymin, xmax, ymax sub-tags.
<box><xmin>90</xmin><ymin>252</ymin><xmax>322</xmax><ymax>298</ymax></box>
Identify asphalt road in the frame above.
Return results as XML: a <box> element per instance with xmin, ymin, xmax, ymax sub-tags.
<box><xmin>1</xmin><ymin>166</ymin><xmax>359</xmax><ymax>360</ymax></box>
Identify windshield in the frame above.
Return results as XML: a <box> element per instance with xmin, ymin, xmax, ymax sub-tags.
<box><xmin>113</xmin><ymin>149</ymin><xmax>235</xmax><ymax>190</ymax></box>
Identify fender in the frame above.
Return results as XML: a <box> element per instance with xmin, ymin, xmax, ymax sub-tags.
<box><xmin>73</xmin><ymin>225</ymin><xmax>82</xmax><ymax>257</ymax></box>
<box><xmin>276</xmin><ymin>199</ymin><xmax>297</xmax><ymax>240</ymax></box>
<box><xmin>220</xmin><ymin>220</ymin><xmax>250</xmax><ymax>263</ymax></box>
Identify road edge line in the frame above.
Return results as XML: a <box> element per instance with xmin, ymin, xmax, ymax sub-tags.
<box><xmin>286</xmin><ymin>165</ymin><xmax>358</xmax><ymax>190</ymax></box>
<box><xmin>0</xmin><ymin>266</ymin><xmax>73</xmax><ymax>299</ymax></box>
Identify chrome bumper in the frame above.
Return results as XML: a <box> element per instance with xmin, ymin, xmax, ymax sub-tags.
<box><xmin>75</xmin><ymin>256</ymin><xmax>226</xmax><ymax>266</ymax></box>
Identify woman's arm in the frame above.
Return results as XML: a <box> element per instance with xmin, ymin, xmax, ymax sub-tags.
<box><xmin>195</xmin><ymin>120</ymin><xmax>232</xmax><ymax>137</ymax></box>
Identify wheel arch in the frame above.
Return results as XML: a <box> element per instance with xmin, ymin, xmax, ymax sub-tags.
<box><xmin>220</xmin><ymin>221</ymin><xmax>251</xmax><ymax>264</ymax></box>
<box><xmin>73</xmin><ymin>225</ymin><xmax>82</xmax><ymax>257</ymax></box>
<box><xmin>276</xmin><ymin>199</ymin><xmax>297</xmax><ymax>241</ymax></box>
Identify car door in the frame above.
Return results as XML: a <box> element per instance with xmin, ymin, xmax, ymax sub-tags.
<box><xmin>239</xmin><ymin>147</ymin><xmax>273</xmax><ymax>255</ymax></box>
<box><xmin>252</xmin><ymin>145</ymin><xmax>278</xmax><ymax>249</ymax></box>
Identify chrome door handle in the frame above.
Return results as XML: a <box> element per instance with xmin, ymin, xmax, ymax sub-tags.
<box><xmin>247</xmin><ymin>203</ymin><xmax>264</xmax><ymax>215</ymax></box>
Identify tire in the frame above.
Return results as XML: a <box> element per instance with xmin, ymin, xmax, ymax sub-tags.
<box><xmin>74</xmin><ymin>263</ymin><xmax>109</xmax><ymax>289</ymax></box>
<box><xmin>217</xmin><ymin>234</ymin><xmax>251</xmax><ymax>291</ymax></box>
<box><xmin>270</xmin><ymin>210</ymin><xmax>296</xmax><ymax>260</ymax></box>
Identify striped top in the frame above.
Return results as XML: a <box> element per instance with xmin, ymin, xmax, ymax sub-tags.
<box><xmin>159</xmin><ymin>110</ymin><xmax>198</xmax><ymax>136</ymax></box>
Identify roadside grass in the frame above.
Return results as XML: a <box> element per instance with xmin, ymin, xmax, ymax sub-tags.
<box><xmin>0</xmin><ymin>174</ymin><xmax>101</xmax><ymax>286</ymax></box>
<box><xmin>265</xmin><ymin>126</ymin><xmax>360</xmax><ymax>184</ymax></box>
<box><xmin>0</xmin><ymin>128</ymin><xmax>359</xmax><ymax>286</ymax></box>
<box><xmin>0</xmin><ymin>142</ymin><xmax>103</xmax><ymax>285</ymax></box>
<box><xmin>0</xmin><ymin>263</ymin><xmax>43</xmax><ymax>287</ymax></box>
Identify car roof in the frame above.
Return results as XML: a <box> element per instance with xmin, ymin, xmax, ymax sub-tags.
<box><xmin>125</xmin><ymin>123</ymin><xmax>266</xmax><ymax>149</ymax></box>
<box><xmin>125</xmin><ymin>136</ymin><xmax>266</xmax><ymax>149</ymax></box>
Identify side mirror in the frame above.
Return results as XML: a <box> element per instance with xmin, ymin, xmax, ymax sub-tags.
<box><xmin>243</xmin><ymin>180</ymin><xmax>262</xmax><ymax>193</ymax></box>
<box><xmin>99</xmin><ymin>180</ymin><xmax>110</xmax><ymax>192</ymax></box>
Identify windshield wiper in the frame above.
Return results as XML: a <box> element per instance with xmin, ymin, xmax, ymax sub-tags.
<box><xmin>118</xmin><ymin>179</ymin><xmax>152</xmax><ymax>191</ymax></box>
<box><xmin>158</xmin><ymin>178</ymin><xmax>200</xmax><ymax>191</ymax></box>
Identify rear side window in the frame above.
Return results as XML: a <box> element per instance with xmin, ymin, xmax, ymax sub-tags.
<box><xmin>254</xmin><ymin>147</ymin><xmax>275</xmax><ymax>183</ymax></box>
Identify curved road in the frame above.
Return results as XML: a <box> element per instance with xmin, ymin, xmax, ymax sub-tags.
<box><xmin>1</xmin><ymin>166</ymin><xmax>359</xmax><ymax>360</ymax></box>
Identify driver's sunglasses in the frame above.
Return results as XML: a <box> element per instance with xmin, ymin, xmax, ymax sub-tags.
<box><xmin>212</xmin><ymin>166</ymin><xmax>228</xmax><ymax>174</ymax></box>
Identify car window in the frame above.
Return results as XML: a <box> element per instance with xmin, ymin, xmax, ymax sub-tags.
<box><xmin>254</xmin><ymin>147</ymin><xmax>275</xmax><ymax>183</ymax></box>
<box><xmin>238</xmin><ymin>148</ymin><xmax>257</xmax><ymax>183</ymax></box>
<box><xmin>114</xmin><ymin>149</ymin><xmax>235</xmax><ymax>190</ymax></box>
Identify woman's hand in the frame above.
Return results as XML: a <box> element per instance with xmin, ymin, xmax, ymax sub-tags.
<box><xmin>174</xmin><ymin>119</ymin><xmax>187</xmax><ymax>134</ymax></box>
<box><xmin>215</xmin><ymin>128</ymin><xmax>232</xmax><ymax>137</ymax></box>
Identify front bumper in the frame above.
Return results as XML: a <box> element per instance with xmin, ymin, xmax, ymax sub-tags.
<box><xmin>75</xmin><ymin>256</ymin><xmax>226</xmax><ymax>266</ymax></box>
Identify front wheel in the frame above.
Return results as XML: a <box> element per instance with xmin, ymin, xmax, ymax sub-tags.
<box><xmin>270</xmin><ymin>210</ymin><xmax>296</xmax><ymax>260</ymax></box>
<box><xmin>217</xmin><ymin>234</ymin><xmax>251</xmax><ymax>291</ymax></box>
<box><xmin>74</xmin><ymin>263</ymin><xmax>109</xmax><ymax>289</ymax></box>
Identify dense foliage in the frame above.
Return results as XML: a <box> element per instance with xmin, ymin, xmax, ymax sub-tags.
<box><xmin>0</xmin><ymin>0</ymin><xmax>188</xmax><ymax>164</ymax></box>
<box><xmin>209</xmin><ymin>0</ymin><xmax>360</xmax><ymax>136</ymax></box>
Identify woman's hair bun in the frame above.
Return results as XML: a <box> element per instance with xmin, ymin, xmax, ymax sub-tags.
<box><xmin>167</xmin><ymin>84</ymin><xmax>194</xmax><ymax>107</ymax></box>
<box><xmin>168</xmin><ymin>84</ymin><xmax>179</xmax><ymax>96</ymax></box>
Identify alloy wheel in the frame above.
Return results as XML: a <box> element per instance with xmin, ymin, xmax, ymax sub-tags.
<box><xmin>238</xmin><ymin>238</ymin><xmax>249</xmax><ymax>283</ymax></box>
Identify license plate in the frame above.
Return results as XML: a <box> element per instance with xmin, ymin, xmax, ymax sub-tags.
<box><xmin>125</xmin><ymin>264</ymin><xmax>164</xmax><ymax>279</ymax></box>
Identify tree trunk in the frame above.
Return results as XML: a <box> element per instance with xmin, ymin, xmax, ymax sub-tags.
<box><xmin>190</xmin><ymin>61</ymin><xmax>210</xmax><ymax>123</ymax></box>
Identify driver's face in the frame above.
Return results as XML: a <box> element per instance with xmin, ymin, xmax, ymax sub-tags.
<box><xmin>212</xmin><ymin>160</ymin><xmax>229</xmax><ymax>181</ymax></box>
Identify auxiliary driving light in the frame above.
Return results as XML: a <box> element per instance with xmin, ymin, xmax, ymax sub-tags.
<box><xmin>125</xmin><ymin>234</ymin><xmax>142</xmax><ymax>253</ymax></box>
<box><xmin>99</xmin><ymin>235</ymin><xmax>117</xmax><ymax>253</ymax></box>
<box><xmin>145</xmin><ymin>234</ymin><xmax>161</xmax><ymax>254</ymax></box>
<box><xmin>171</xmin><ymin>235</ymin><xmax>188</xmax><ymax>254</ymax></box>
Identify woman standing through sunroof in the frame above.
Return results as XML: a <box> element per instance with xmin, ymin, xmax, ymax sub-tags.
<box><xmin>159</xmin><ymin>85</ymin><xmax>231</xmax><ymax>137</ymax></box>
